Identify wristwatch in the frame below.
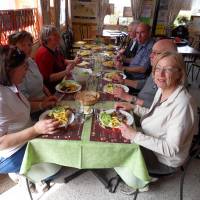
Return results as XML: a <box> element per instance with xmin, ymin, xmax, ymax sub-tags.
<box><xmin>131</xmin><ymin>96</ymin><xmax>137</xmax><ymax>104</ymax></box>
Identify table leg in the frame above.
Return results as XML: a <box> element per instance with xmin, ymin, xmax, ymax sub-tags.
<box><xmin>64</xmin><ymin>169</ymin><xmax>88</xmax><ymax>183</ymax></box>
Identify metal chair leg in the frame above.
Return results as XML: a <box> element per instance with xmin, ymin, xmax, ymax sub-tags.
<box><xmin>133</xmin><ymin>189</ymin><xmax>139</xmax><ymax>200</ymax></box>
<box><xmin>25</xmin><ymin>178</ymin><xmax>33</xmax><ymax>200</ymax></box>
<box><xmin>108</xmin><ymin>175</ymin><xmax>121</xmax><ymax>193</ymax></box>
<box><xmin>91</xmin><ymin>169</ymin><xmax>110</xmax><ymax>189</ymax></box>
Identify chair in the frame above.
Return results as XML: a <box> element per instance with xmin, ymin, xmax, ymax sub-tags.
<box><xmin>191</xmin><ymin>63</ymin><xmax>200</xmax><ymax>86</ymax></box>
<box><xmin>116</xmin><ymin>32</ymin><xmax>128</xmax><ymax>47</ymax></box>
<box><xmin>61</xmin><ymin>26</ymin><xmax>74</xmax><ymax>59</ymax></box>
<box><xmin>183</xmin><ymin>55</ymin><xmax>197</xmax><ymax>80</ymax></box>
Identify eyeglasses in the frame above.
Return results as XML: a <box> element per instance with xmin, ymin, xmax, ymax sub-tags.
<box><xmin>151</xmin><ymin>50</ymin><xmax>162</xmax><ymax>55</ymax></box>
<box><xmin>155</xmin><ymin>66</ymin><xmax>179</xmax><ymax>74</ymax></box>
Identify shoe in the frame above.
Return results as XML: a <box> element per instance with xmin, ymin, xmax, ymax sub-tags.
<box><xmin>150</xmin><ymin>177</ymin><xmax>159</xmax><ymax>182</ymax></box>
<box><xmin>28</xmin><ymin>181</ymin><xmax>37</xmax><ymax>193</ymax></box>
<box><xmin>8</xmin><ymin>173</ymin><xmax>20</xmax><ymax>183</ymax></box>
<box><xmin>35</xmin><ymin>181</ymin><xmax>54</xmax><ymax>193</ymax></box>
<box><xmin>119</xmin><ymin>182</ymin><xmax>149</xmax><ymax>195</ymax></box>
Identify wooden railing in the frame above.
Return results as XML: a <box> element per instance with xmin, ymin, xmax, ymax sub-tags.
<box><xmin>0</xmin><ymin>8</ymin><xmax>40</xmax><ymax>44</ymax></box>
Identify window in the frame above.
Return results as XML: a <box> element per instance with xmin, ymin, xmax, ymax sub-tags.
<box><xmin>174</xmin><ymin>10</ymin><xmax>191</xmax><ymax>27</ymax></box>
<box><xmin>0</xmin><ymin>0</ymin><xmax>39</xmax><ymax>44</ymax></box>
<box><xmin>104</xmin><ymin>0</ymin><xmax>133</xmax><ymax>25</ymax></box>
<box><xmin>60</xmin><ymin>0</ymin><xmax>66</xmax><ymax>25</ymax></box>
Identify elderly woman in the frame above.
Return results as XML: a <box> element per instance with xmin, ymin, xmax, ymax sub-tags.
<box><xmin>35</xmin><ymin>25</ymin><xmax>81</xmax><ymax>93</ymax></box>
<box><xmin>0</xmin><ymin>46</ymin><xmax>60</xmax><ymax>191</ymax></box>
<box><xmin>115</xmin><ymin>52</ymin><xmax>197</xmax><ymax>192</ymax></box>
<box><xmin>8</xmin><ymin>30</ymin><xmax>57</xmax><ymax>114</ymax></box>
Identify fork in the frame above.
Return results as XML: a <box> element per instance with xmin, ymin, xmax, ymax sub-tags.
<box><xmin>57</xmin><ymin>94</ymin><xmax>65</xmax><ymax>102</ymax></box>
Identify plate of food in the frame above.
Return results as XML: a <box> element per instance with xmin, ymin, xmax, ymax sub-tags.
<box><xmin>76</xmin><ymin>61</ymin><xmax>90</xmax><ymax>67</ymax></box>
<box><xmin>102</xmin><ymin>60</ymin><xmax>115</xmax><ymax>68</ymax></box>
<box><xmin>81</xmin><ymin>44</ymin><xmax>95</xmax><ymax>50</ymax></box>
<box><xmin>103</xmin><ymin>83</ymin><xmax>129</xmax><ymax>94</ymax></box>
<box><xmin>104</xmin><ymin>44</ymin><xmax>117</xmax><ymax>51</ymax></box>
<box><xmin>39</xmin><ymin>105</ymin><xmax>74</xmax><ymax>127</ymax></box>
<box><xmin>78</xmin><ymin>50</ymin><xmax>91</xmax><ymax>57</ymax></box>
<box><xmin>75</xmin><ymin>41</ymin><xmax>87</xmax><ymax>45</ymax></box>
<box><xmin>103</xmin><ymin>72</ymin><xmax>126</xmax><ymax>82</ymax></box>
<box><xmin>99</xmin><ymin>109</ymin><xmax>133</xmax><ymax>128</ymax></box>
<box><xmin>55</xmin><ymin>80</ymin><xmax>82</xmax><ymax>93</ymax></box>
<box><xmin>103</xmin><ymin>51</ymin><xmax>115</xmax><ymax>57</ymax></box>
<box><xmin>91</xmin><ymin>46</ymin><xmax>102</xmax><ymax>52</ymax></box>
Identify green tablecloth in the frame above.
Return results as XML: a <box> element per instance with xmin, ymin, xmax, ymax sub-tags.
<box><xmin>20</xmin><ymin>101</ymin><xmax>150</xmax><ymax>188</ymax></box>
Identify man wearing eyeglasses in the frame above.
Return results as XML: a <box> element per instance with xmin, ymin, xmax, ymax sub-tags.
<box><xmin>116</xmin><ymin>23</ymin><xmax>155</xmax><ymax>81</ymax></box>
<box><xmin>114</xmin><ymin>39</ymin><xmax>177</xmax><ymax>108</ymax></box>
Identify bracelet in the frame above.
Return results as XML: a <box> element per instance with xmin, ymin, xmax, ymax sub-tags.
<box><xmin>39</xmin><ymin>102</ymin><xmax>43</xmax><ymax>110</ymax></box>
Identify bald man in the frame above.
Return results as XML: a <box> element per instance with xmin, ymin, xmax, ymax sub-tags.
<box><xmin>114</xmin><ymin>39</ymin><xmax>177</xmax><ymax>108</ymax></box>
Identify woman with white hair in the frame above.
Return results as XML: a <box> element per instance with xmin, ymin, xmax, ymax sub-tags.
<box><xmin>115</xmin><ymin>51</ymin><xmax>197</xmax><ymax>194</ymax></box>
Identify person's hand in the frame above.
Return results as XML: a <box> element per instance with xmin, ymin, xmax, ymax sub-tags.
<box><xmin>114</xmin><ymin>60</ymin><xmax>123</xmax><ymax>70</ymax></box>
<box><xmin>113</xmin><ymin>87</ymin><xmax>126</xmax><ymax>98</ymax></box>
<box><xmin>33</xmin><ymin>119</ymin><xmax>60</xmax><ymax>135</ymax></box>
<box><xmin>113</xmin><ymin>87</ymin><xmax>132</xmax><ymax>101</ymax></box>
<box><xmin>119</xmin><ymin>48</ymin><xmax>125</xmax><ymax>54</ymax></box>
<box><xmin>112</xmin><ymin>73</ymin><xmax>123</xmax><ymax>83</ymax></box>
<box><xmin>42</xmin><ymin>96</ymin><xmax>58</xmax><ymax>109</ymax></box>
<box><xmin>114</xmin><ymin>54</ymin><xmax>122</xmax><ymax>62</ymax></box>
<box><xmin>74</xmin><ymin>55</ymin><xmax>82</xmax><ymax>64</ymax></box>
<box><xmin>65</xmin><ymin>63</ymin><xmax>74</xmax><ymax>75</ymax></box>
<box><xmin>114</xmin><ymin>102</ymin><xmax>134</xmax><ymax>111</ymax></box>
<box><xmin>118</xmin><ymin>123</ymin><xmax>137</xmax><ymax>140</ymax></box>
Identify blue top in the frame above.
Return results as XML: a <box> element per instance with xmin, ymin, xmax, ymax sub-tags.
<box><xmin>128</xmin><ymin>39</ymin><xmax>155</xmax><ymax>80</ymax></box>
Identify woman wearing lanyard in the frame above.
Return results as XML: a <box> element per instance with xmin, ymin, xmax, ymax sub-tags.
<box><xmin>0</xmin><ymin>46</ymin><xmax>60</xmax><ymax>190</ymax></box>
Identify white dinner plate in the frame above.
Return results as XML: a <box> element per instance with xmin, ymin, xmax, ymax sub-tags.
<box><xmin>103</xmin><ymin>83</ymin><xmax>129</xmax><ymax>94</ymax></box>
<box><xmin>99</xmin><ymin>109</ymin><xmax>133</xmax><ymax>128</ymax></box>
<box><xmin>103</xmin><ymin>72</ymin><xmax>126</xmax><ymax>82</ymax></box>
<box><xmin>76</xmin><ymin>61</ymin><xmax>90</xmax><ymax>67</ymax></box>
<box><xmin>55</xmin><ymin>80</ymin><xmax>82</xmax><ymax>94</ymax></box>
<box><xmin>39</xmin><ymin>110</ymin><xmax>75</xmax><ymax>128</ymax></box>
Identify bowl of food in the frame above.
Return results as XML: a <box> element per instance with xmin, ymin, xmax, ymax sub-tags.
<box><xmin>72</xmin><ymin>67</ymin><xmax>92</xmax><ymax>84</ymax></box>
<box><xmin>75</xmin><ymin>91</ymin><xmax>100</xmax><ymax>114</ymax></box>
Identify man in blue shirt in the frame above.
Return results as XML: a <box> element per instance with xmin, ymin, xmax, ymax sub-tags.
<box><xmin>116</xmin><ymin>23</ymin><xmax>155</xmax><ymax>81</ymax></box>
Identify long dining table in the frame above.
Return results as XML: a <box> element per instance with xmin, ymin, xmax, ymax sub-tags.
<box><xmin>20</xmin><ymin>48</ymin><xmax>151</xmax><ymax>190</ymax></box>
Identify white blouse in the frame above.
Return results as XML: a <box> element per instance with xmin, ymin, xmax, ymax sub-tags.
<box><xmin>133</xmin><ymin>86</ymin><xmax>198</xmax><ymax>168</ymax></box>
<box><xmin>0</xmin><ymin>85</ymin><xmax>32</xmax><ymax>158</ymax></box>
